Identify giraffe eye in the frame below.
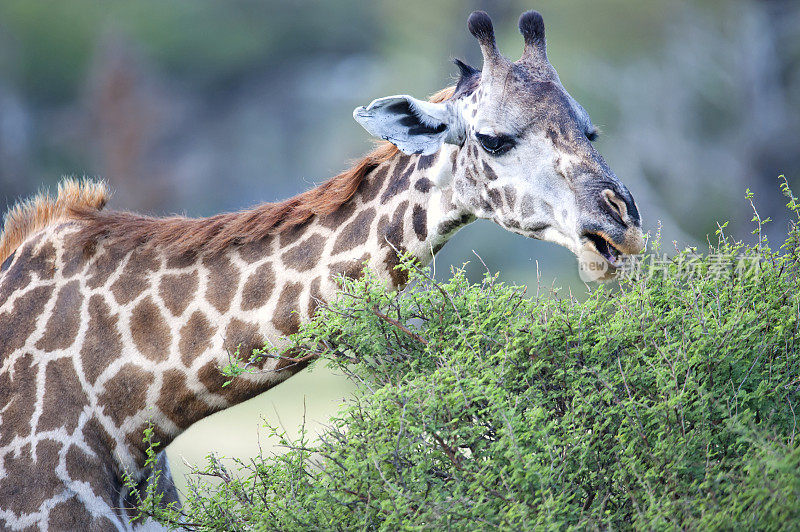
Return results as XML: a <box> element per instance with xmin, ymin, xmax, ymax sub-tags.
<box><xmin>476</xmin><ymin>132</ymin><xmax>515</xmax><ymax>155</ymax></box>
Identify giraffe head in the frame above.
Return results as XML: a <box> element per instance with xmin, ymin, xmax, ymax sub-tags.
<box><xmin>354</xmin><ymin>10</ymin><xmax>644</xmax><ymax>279</ymax></box>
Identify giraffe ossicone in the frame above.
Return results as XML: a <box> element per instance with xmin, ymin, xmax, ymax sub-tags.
<box><xmin>0</xmin><ymin>10</ymin><xmax>643</xmax><ymax>530</ymax></box>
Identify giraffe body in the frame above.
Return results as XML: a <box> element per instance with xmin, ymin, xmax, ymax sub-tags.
<box><xmin>0</xmin><ymin>10</ymin><xmax>645</xmax><ymax>529</ymax></box>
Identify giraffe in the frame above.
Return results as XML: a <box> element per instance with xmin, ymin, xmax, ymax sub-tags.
<box><xmin>0</xmin><ymin>10</ymin><xmax>644</xmax><ymax>530</ymax></box>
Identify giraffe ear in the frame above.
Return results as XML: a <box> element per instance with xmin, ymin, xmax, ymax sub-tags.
<box><xmin>353</xmin><ymin>95</ymin><xmax>463</xmax><ymax>156</ymax></box>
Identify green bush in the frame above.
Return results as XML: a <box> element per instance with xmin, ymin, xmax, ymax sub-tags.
<box><xmin>145</xmin><ymin>182</ymin><xmax>800</xmax><ymax>530</ymax></box>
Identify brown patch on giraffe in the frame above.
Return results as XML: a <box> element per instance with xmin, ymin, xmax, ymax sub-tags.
<box><xmin>61</xmin><ymin>230</ymin><xmax>91</xmax><ymax>279</ymax></box>
<box><xmin>179</xmin><ymin>311</ymin><xmax>216</xmax><ymax>366</ymax></box>
<box><xmin>49</xmin><ymin>495</ymin><xmax>105</xmax><ymax>531</ymax></box>
<box><xmin>166</xmin><ymin>252</ymin><xmax>196</xmax><ymax>269</ymax></box>
<box><xmin>32</xmin><ymin>240</ymin><xmax>57</xmax><ymax>279</ymax></box>
<box><xmin>377</xmin><ymin>200</ymin><xmax>409</xmax><ymax>287</ymax></box>
<box><xmin>0</xmin><ymin>440</ymin><xmax>63</xmax><ymax>516</ymax></box>
<box><xmin>464</xmin><ymin>164</ymin><xmax>478</xmax><ymax>186</ymax></box>
<box><xmin>503</xmin><ymin>185</ymin><xmax>517</xmax><ymax>210</ymax></box>
<box><xmin>86</xmin><ymin>244</ymin><xmax>126</xmax><ymax>289</ymax></box>
<box><xmin>520</xmin><ymin>193</ymin><xmax>536</xmax><ymax>218</ymax></box>
<box><xmin>81</xmin><ymin>295</ymin><xmax>124</xmax><ymax>385</ymax></box>
<box><xmin>272</xmin><ymin>281</ymin><xmax>303</xmax><ymax>336</ymax></box>
<box><xmin>331</xmin><ymin>207</ymin><xmax>376</xmax><ymax>255</ymax></box>
<box><xmin>539</xmin><ymin>198</ymin><xmax>555</xmax><ymax>219</ymax></box>
<box><xmin>240</xmin><ymin>262</ymin><xmax>275</xmax><ymax>311</ymax></box>
<box><xmin>482</xmin><ymin>160</ymin><xmax>499</xmax><ymax>181</ymax></box>
<box><xmin>273</xmin><ymin>346</ymin><xmax>313</xmax><ymax>373</ymax></box>
<box><xmin>35</xmin><ymin>280</ymin><xmax>82</xmax><ymax>351</ymax></box>
<box><xmin>0</xmin><ymin>353</ymin><xmax>36</xmax><ymax>446</ymax></box>
<box><xmin>223</xmin><ymin>318</ymin><xmax>265</xmax><ymax>363</ymax></box>
<box><xmin>412</xmin><ymin>205</ymin><xmax>428</xmax><ymax>241</ymax></box>
<box><xmin>438</xmin><ymin>213</ymin><xmax>475</xmax><ymax>236</ymax></box>
<box><xmin>386</xmin><ymin>201</ymin><xmax>408</xmax><ymax>248</ymax></box>
<box><xmin>130</xmin><ymin>297</ymin><xmax>171</xmax><ymax>362</ymax></box>
<box><xmin>64</xmin><ymin>445</ymin><xmax>111</xmax><ymax>504</ymax></box>
<box><xmin>178</xmin><ymin>310</ymin><xmax>217</xmax><ymax>368</ymax></box>
<box><xmin>128</xmin><ymin>246</ymin><xmax>161</xmax><ymax>273</ymax></box>
<box><xmin>281</xmin><ymin>233</ymin><xmax>325</xmax><ymax>272</ymax></box>
<box><xmin>0</xmin><ymin>237</ymin><xmax>54</xmax><ymax>302</ymax></box>
<box><xmin>307</xmin><ymin>276</ymin><xmax>323</xmax><ymax>315</ymax></box>
<box><xmin>0</xmin><ymin>284</ymin><xmax>53</xmax><ymax>353</ymax></box>
<box><xmin>357</xmin><ymin>165</ymin><xmax>388</xmax><ymax>203</ymax></box>
<box><xmin>110</xmin><ymin>248</ymin><xmax>160</xmax><ymax>306</ymax></box>
<box><xmin>110</xmin><ymin>275</ymin><xmax>148</xmax><ymax>306</ymax></box>
<box><xmin>414</xmin><ymin>177</ymin><xmax>433</xmax><ymax>193</ymax></box>
<box><xmin>83</xmin><ymin>417</ymin><xmax>118</xmax><ymax>466</ymax></box>
<box><xmin>318</xmin><ymin>199</ymin><xmax>356</xmax><ymax>230</ymax></box>
<box><xmin>0</xmin><ymin>373</ymin><xmax>10</xmax><ymax>442</ymax></box>
<box><xmin>279</xmin><ymin>218</ymin><xmax>311</xmax><ymax>248</ymax></box>
<box><xmin>381</xmin><ymin>155</ymin><xmax>413</xmax><ymax>204</ymax></box>
<box><xmin>487</xmin><ymin>187</ymin><xmax>503</xmax><ymax>208</ymax></box>
<box><xmin>157</xmin><ymin>369</ymin><xmax>209</xmax><ymax>429</ymax></box>
<box><xmin>38</xmin><ymin>357</ymin><xmax>89</xmax><ymax>433</ymax></box>
<box><xmin>203</xmin><ymin>253</ymin><xmax>240</xmax><ymax>314</ymax></box>
<box><xmin>382</xmin><ymin>249</ymin><xmax>407</xmax><ymax>288</ymax></box>
<box><xmin>238</xmin><ymin>236</ymin><xmax>273</xmax><ymax>263</ymax></box>
<box><xmin>197</xmin><ymin>360</ymin><xmax>263</xmax><ymax>404</ymax></box>
<box><xmin>64</xmin><ymin>445</ymin><xmax>98</xmax><ymax>482</ymax></box>
<box><xmin>159</xmin><ymin>270</ymin><xmax>198</xmax><ymax>316</ymax></box>
<box><xmin>0</xmin><ymin>262</ymin><xmax>28</xmax><ymax>304</ymax></box>
<box><xmin>416</xmin><ymin>153</ymin><xmax>436</xmax><ymax>170</ymax></box>
<box><xmin>450</xmin><ymin>150</ymin><xmax>458</xmax><ymax>173</ymax></box>
<box><xmin>125</xmin><ymin>423</ymin><xmax>170</xmax><ymax>465</ymax></box>
<box><xmin>545</xmin><ymin>126</ymin><xmax>572</xmax><ymax>153</ymax></box>
<box><xmin>98</xmin><ymin>363</ymin><xmax>154</xmax><ymax>427</ymax></box>
<box><xmin>329</xmin><ymin>252</ymin><xmax>371</xmax><ymax>282</ymax></box>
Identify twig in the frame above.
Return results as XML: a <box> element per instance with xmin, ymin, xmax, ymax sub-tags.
<box><xmin>430</xmin><ymin>431</ymin><xmax>462</xmax><ymax>470</ymax></box>
<box><xmin>371</xmin><ymin>306</ymin><xmax>429</xmax><ymax>346</ymax></box>
<box><xmin>472</xmin><ymin>249</ymin><xmax>490</xmax><ymax>275</ymax></box>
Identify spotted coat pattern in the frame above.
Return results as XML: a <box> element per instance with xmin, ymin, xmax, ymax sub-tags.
<box><xmin>0</xmin><ymin>146</ymin><xmax>476</xmax><ymax>530</ymax></box>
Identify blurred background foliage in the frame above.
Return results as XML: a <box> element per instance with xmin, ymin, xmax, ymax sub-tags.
<box><xmin>1</xmin><ymin>0</ymin><xmax>798</xmax><ymax>497</ymax></box>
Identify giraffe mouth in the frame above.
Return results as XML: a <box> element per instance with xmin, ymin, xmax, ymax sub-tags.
<box><xmin>584</xmin><ymin>232</ymin><xmax>623</xmax><ymax>267</ymax></box>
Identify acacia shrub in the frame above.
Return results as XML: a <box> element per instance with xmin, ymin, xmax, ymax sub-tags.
<box><xmin>148</xmin><ymin>185</ymin><xmax>800</xmax><ymax>530</ymax></box>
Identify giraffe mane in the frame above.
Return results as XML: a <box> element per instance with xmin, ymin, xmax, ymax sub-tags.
<box><xmin>0</xmin><ymin>178</ymin><xmax>109</xmax><ymax>264</ymax></box>
<box><xmin>70</xmin><ymin>87</ymin><xmax>456</xmax><ymax>257</ymax></box>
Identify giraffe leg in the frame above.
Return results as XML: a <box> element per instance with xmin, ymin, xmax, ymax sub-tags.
<box><xmin>123</xmin><ymin>451</ymin><xmax>182</xmax><ymax>531</ymax></box>
<box><xmin>150</xmin><ymin>451</ymin><xmax>181</xmax><ymax>511</ymax></box>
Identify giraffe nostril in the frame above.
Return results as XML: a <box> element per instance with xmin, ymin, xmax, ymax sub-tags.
<box><xmin>601</xmin><ymin>189</ymin><xmax>627</xmax><ymax>225</ymax></box>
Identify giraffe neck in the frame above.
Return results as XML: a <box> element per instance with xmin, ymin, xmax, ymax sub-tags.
<box><xmin>142</xmin><ymin>145</ymin><xmax>472</xmax><ymax>442</ymax></box>
<box><xmin>101</xmin><ymin>145</ymin><xmax>472</xmax><ymax>463</ymax></box>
